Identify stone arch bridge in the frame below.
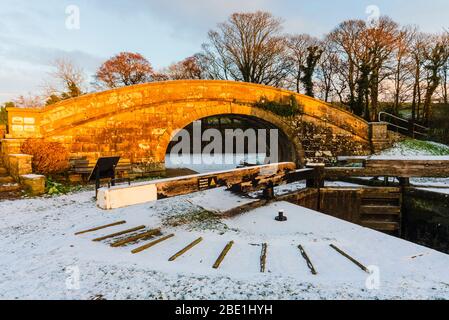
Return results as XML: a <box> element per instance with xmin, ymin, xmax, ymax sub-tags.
<box><xmin>3</xmin><ymin>80</ymin><xmax>389</xmax><ymax>172</ymax></box>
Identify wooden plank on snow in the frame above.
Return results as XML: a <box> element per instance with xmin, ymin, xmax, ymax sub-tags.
<box><xmin>92</xmin><ymin>226</ymin><xmax>145</xmax><ymax>242</ymax></box>
<box><xmin>75</xmin><ymin>221</ymin><xmax>126</xmax><ymax>235</ymax></box>
<box><xmin>131</xmin><ymin>234</ymin><xmax>175</xmax><ymax>254</ymax></box>
<box><xmin>168</xmin><ymin>237</ymin><xmax>203</xmax><ymax>261</ymax></box>
<box><xmin>213</xmin><ymin>241</ymin><xmax>234</xmax><ymax>269</ymax></box>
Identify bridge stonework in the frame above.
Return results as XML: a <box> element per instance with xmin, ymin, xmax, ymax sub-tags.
<box><xmin>3</xmin><ymin>80</ymin><xmax>390</xmax><ymax>172</ymax></box>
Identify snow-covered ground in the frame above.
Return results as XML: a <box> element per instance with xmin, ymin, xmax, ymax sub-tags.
<box><xmin>373</xmin><ymin>140</ymin><xmax>449</xmax><ymax>157</ymax></box>
<box><xmin>1</xmin><ymin>187</ymin><xmax>448</xmax><ymax>300</ymax></box>
<box><xmin>1</xmin><ymin>139</ymin><xmax>449</xmax><ymax>300</ymax></box>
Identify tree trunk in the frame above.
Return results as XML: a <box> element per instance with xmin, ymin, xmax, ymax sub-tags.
<box><xmin>370</xmin><ymin>69</ymin><xmax>380</xmax><ymax>122</ymax></box>
<box><xmin>411</xmin><ymin>81</ymin><xmax>417</xmax><ymax>122</ymax></box>
<box><xmin>394</xmin><ymin>61</ymin><xmax>401</xmax><ymax>115</ymax></box>
<box><xmin>424</xmin><ymin>83</ymin><xmax>439</xmax><ymax>125</ymax></box>
<box><xmin>417</xmin><ymin>79</ymin><xmax>422</xmax><ymax>121</ymax></box>
<box><xmin>411</xmin><ymin>62</ymin><xmax>420</xmax><ymax>122</ymax></box>
<box><xmin>443</xmin><ymin>66</ymin><xmax>448</xmax><ymax>105</ymax></box>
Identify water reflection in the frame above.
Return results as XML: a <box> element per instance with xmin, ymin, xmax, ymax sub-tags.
<box><xmin>165</xmin><ymin>153</ymin><xmax>267</xmax><ymax>174</ymax></box>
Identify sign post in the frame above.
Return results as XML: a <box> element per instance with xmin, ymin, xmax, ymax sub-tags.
<box><xmin>88</xmin><ymin>156</ymin><xmax>121</xmax><ymax>198</ymax></box>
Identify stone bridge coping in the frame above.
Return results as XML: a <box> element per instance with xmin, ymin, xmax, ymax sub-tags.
<box><xmin>6</xmin><ymin>80</ymin><xmax>367</xmax><ymax>123</ymax></box>
<box><xmin>6</xmin><ymin>80</ymin><xmax>371</xmax><ymax>143</ymax></box>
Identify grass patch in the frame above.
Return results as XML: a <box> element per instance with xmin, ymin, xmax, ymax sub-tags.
<box><xmin>400</xmin><ymin>139</ymin><xmax>449</xmax><ymax>156</ymax></box>
<box><xmin>378</xmin><ymin>138</ymin><xmax>449</xmax><ymax>157</ymax></box>
<box><xmin>46</xmin><ymin>177</ymin><xmax>82</xmax><ymax>195</ymax></box>
<box><xmin>162</xmin><ymin>210</ymin><xmax>230</xmax><ymax>233</ymax></box>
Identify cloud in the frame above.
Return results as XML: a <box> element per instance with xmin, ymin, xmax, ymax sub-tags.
<box><xmin>0</xmin><ymin>62</ymin><xmax>44</xmax><ymax>103</ymax></box>
<box><xmin>0</xmin><ymin>37</ymin><xmax>104</xmax><ymax>72</ymax></box>
<box><xmin>0</xmin><ymin>36</ymin><xmax>104</xmax><ymax>103</ymax></box>
<box><xmin>103</xmin><ymin>0</ymin><xmax>274</xmax><ymax>23</ymax></box>
<box><xmin>0</xmin><ymin>0</ymin><xmax>54</xmax><ymax>39</ymax></box>
<box><xmin>93</xmin><ymin>0</ymin><xmax>279</xmax><ymax>41</ymax></box>
<box><xmin>2</xmin><ymin>0</ymin><xmax>449</xmax><ymax>104</ymax></box>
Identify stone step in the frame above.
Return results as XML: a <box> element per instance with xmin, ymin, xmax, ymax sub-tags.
<box><xmin>0</xmin><ymin>183</ymin><xmax>21</xmax><ymax>193</ymax></box>
<box><xmin>0</xmin><ymin>176</ymin><xmax>15</xmax><ymax>184</ymax></box>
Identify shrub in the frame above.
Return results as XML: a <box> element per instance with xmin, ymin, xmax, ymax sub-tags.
<box><xmin>21</xmin><ymin>139</ymin><xmax>70</xmax><ymax>175</ymax></box>
<box><xmin>0</xmin><ymin>104</ymin><xmax>10</xmax><ymax>125</ymax></box>
<box><xmin>255</xmin><ymin>95</ymin><xmax>303</xmax><ymax>117</ymax></box>
<box><xmin>45</xmin><ymin>177</ymin><xmax>74</xmax><ymax>195</ymax></box>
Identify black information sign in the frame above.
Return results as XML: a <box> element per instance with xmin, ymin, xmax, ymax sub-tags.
<box><xmin>89</xmin><ymin>156</ymin><xmax>121</xmax><ymax>197</ymax></box>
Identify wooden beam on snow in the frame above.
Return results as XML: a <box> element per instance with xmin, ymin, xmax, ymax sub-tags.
<box><xmin>168</xmin><ymin>237</ymin><xmax>203</xmax><ymax>261</ymax></box>
<box><xmin>92</xmin><ymin>226</ymin><xmax>145</xmax><ymax>242</ymax></box>
<box><xmin>110</xmin><ymin>228</ymin><xmax>161</xmax><ymax>247</ymax></box>
<box><xmin>213</xmin><ymin>241</ymin><xmax>234</xmax><ymax>269</ymax></box>
<box><xmin>131</xmin><ymin>234</ymin><xmax>175</xmax><ymax>254</ymax></box>
<box><xmin>298</xmin><ymin>244</ymin><xmax>317</xmax><ymax>275</ymax></box>
<box><xmin>75</xmin><ymin>221</ymin><xmax>126</xmax><ymax>235</ymax></box>
<box><xmin>260</xmin><ymin>243</ymin><xmax>268</xmax><ymax>273</ymax></box>
<box><xmin>330</xmin><ymin>244</ymin><xmax>369</xmax><ymax>273</ymax></box>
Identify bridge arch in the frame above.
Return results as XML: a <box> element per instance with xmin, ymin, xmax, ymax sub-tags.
<box><xmin>160</xmin><ymin>106</ymin><xmax>305</xmax><ymax>165</ymax></box>
<box><xmin>5</xmin><ymin>80</ymin><xmax>380</xmax><ymax>172</ymax></box>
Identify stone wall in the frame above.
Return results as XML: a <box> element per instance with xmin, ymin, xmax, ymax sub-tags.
<box><xmin>0</xmin><ymin>125</ymin><xmax>6</xmax><ymax>139</ymax></box>
<box><xmin>294</xmin><ymin>117</ymin><xmax>371</xmax><ymax>164</ymax></box>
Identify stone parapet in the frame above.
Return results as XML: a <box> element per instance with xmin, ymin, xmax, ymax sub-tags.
<box><xmin>5</xmin><ymin>108</ymin><xmax>41</xmax><ymax>139</ymax></box>
<box><xmin>7</xmin><ymin>154</ymin><xmax>33</xmax><ymax>180</ymax></box>
<box><xmin>369</xmin><ymin>122</ymin><xmax>390</xmax><ymax>153</ymax></box>
<box><xmin>1</xmin><ymin>139</ymin><xmax>26</xmax><ymax>168</ymax></box>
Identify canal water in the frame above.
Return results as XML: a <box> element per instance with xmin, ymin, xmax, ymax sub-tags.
<box><xmin>166</xmin><ymin>153</ymin><xmax>266</xmax><ymax>174</ymax></box>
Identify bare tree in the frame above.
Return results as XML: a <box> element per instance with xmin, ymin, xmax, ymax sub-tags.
<box><xmin>285</xmin><ymin>34</ymin><xmax>315</xmax><ymax>93</ymax></box>
<box><xmin>440</xmin><ymin>54</ymin><xmax>449</xmax><ymax>105</ymax></box>
<box><xmin>422</xmin><ymin>33</ymin><xmax>449</xmax><ymax>124</ymax></box>
<box><xmin>165</xmin><ymin>55</ymin><xmax>204</xmax><ymax>80</ymax></box>
<box><xmin>327</xmin><ymin>17</ymin><xmax>400</xmax><ymax>120</ymax></box>
<box><xmin>44</xmin><ymin>58</ymin><xmax>87</xmax><ymax>105</ymax></box>
<box><xmin>316</xmin><ymin>43</ymin><xmax>340</xmax><ymax>102</ymax></box>
<box><xmin>362</xmin><ymin>17</ymin><xmax>400</xmax><ymax>121</ymax></box>
<box><xmin>330</xmin><ymin>58</ymin><xmax>350</xmax><ymax>105</ymax></box>
<box><xmin>201</xmin><ymin>11</ymin><xmax>290</xmax><ymax>86</ymax></box>
<box><xmin>409</xmin><ymin>32</ymin><xmax>428</xmax><ymax>122</ymax></box>
<box><xmin>13</xmin><ymin>95</ymin><xmax>44</xmax><ymax>108</ymax></box>
<box><xmin>327</xmin><ymin>20</ymin><xmax>366</xmax><ymax>115</ymax></box>
<box><xmin>391</xmin><ymin>27</ymin><xmax>415</xmax><ymax>114</ymax></box>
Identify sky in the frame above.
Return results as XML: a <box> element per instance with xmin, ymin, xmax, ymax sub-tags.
<box><xmin>1</xmin><ymin>0</ymin><xmax>448</xmax><ymax>103</ymax></box>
